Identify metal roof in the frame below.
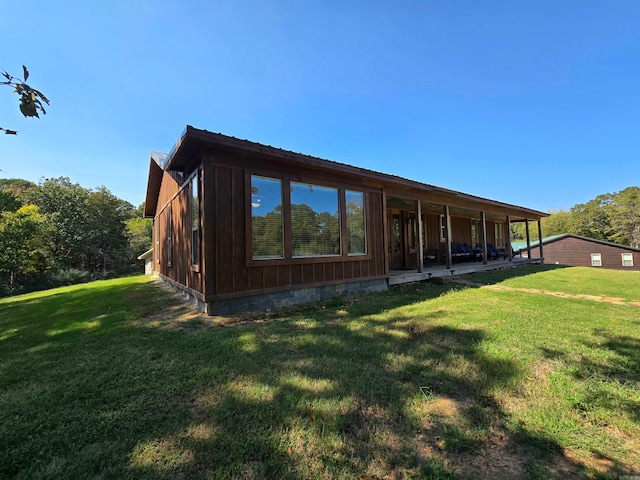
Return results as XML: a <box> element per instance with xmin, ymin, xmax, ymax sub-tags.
<box><xmin>512</xmin><ymin>233</ymin><xmax>640</xmax><ymax>252</ymax></box>
<box><xmin>147</xmin><ymin>125</ymin><xmax>548</xmax><ymax>220</ymax></box>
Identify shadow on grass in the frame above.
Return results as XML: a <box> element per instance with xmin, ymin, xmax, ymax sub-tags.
<box><xmin>0</xmin><ymin>278</ymin><xmax>611</xmax><ymax>479</ymax></box>
<box><xmin>460</xmin><ymin>263</ymin><xmax>568</xmax><ymax>286</ymax></box>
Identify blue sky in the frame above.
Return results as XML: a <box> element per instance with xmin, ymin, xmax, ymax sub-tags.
<box><xmin>1</xmin><ymin>1</ymin><xmax>638</xmax><ymax>212</ymax></box>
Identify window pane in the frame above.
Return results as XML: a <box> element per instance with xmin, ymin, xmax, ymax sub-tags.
<box><xmin>191</xmin><ymin>175</ymin><xmax>199</xmax><ymax>266</ymax></box>
<box><xmin>251</xmin><ymin>176</ymin><xmax>283</xmax><ymax>259</ymax></box>
<box><xmin>591</xmin><ymin>253</ymin><xmax>601</xmax><ymax>267</ymax></box>
<box><xmin>291</xmin><ymin>182</ymin><xmax>340</xmax><ymax>257</ymax></box>
<box><xmin>346</xmin><ymin>190</ymin><xmax>366</xmax><ymax>255</ymax></box>
<box><xmin>622</xmin><ymin>253</ymin><xmax>633</xmax><ymax>266</ymax></box>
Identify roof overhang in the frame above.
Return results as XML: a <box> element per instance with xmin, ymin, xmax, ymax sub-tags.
<box><xmin>148</xmin><ymin>125</ymin><xmax>548</xmax><ymax>221</ymax></box>
<box><xmin>143</xmin><ymin>152</ymin><xmax>166</xmax><ymax>218</ymax></box>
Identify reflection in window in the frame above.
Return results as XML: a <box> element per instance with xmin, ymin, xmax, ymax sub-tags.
<box><xmin>291</xmin><ymin>182</ymin><xmax>340</xmax><ymax>257</ymax></box>
<box><xmin>251</xmin><ymin>176</ymin><xmax>283</xmax><ymax>259</ymax></box>
<box><xmin>392</xmin><ymin>214</ymin><xmax>401</xmax><ymax>253</ymax></box>
<box><xmin>407</xmin><ymin>212</ymin><xmax>417</xmax><ymax>252</ymax></box>
<box><xmin>191</xmin><ymin>174</ymin><xmax>199</xmax><ymax>266</ymax></box>
<box><xmin>346</xmin><ymin>191</ymin><xmax>366</xmax><ymax>255</ymax></box>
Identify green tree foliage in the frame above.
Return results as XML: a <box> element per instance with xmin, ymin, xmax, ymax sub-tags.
<box><xmin>607</xmin><ymin>186</ymin><xmax>640</xmax><ymax>249</ymax></box>
<box><xmin>22</xmin><ymin>177</ymin><xmax>135</xmax><ymax>274</ymax></box>
<box><xmin>0</xmin><ymin>205</ymin><xmax>51</xmax><ymax>286</ymax></box>
<box><xmin>510</xmin><ymin>187</ymin><xmax>639</xmax><ymax>248</ymax></box>
<box><xmin>1</xmin><ymin>66</ymin><xmax>49</xmax><ymax>135</ymax></box>
<box><xmin>252</xmin><ymin>205</ymin><xmax>283</xmax><ymax>259</ymax></box>
<box><xmin>0</xmin><ymin>177</ymin><xmax>151</xmax><ymax>294</ymax></box>
<box><xmin>570</xmin><ymin>194</ymin><xmax>612</xmax><ymax>242</ymax></box>
<box><xmin>291</xmin><ymin>203</ymin><xmax>340</xmax><ymax>256</ymax></box>
<box><xmin>126</xmin><ymin>203</ymin><xmax>153</xmax><ymax>257</ymax></box>
<box><xmin>0</xmin><ymin>189</ymin><xmax>21</xmax><ymax>213</ymax></box>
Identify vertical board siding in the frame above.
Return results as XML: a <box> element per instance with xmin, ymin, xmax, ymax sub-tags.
<box><xmin>155</xmin><ymin>170</ymin><xmax>203</xmax><ymax>295</ymax></box>
<box><xmin>209</xmin><ymin>170</ymin><xmax>386</xmax><ymax>298</ymax></box>
<box><xmin>528</xmin><ymin>237</ymin><xmax>640</xmax><ymax>270</ymax></box>
<box><xmin>232</xmin><ymin>169</ymin><xmax>249</xmax><ymax>292</ymax></box>
<box><xmin>215</xmin><ymin>167</ymin><xmax>234</xmax><ymax>294</ymax></box>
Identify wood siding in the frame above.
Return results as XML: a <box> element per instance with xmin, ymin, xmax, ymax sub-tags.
<box><xmin>153</xmin><ymin>169</ymin><xmax>204</xmax><ymax>297</ymax></box>
<box><xmin>203</xmin><ymin>155</ymin><xmax>387</xmax><ymax>301</ymax></box>
<box><xmin>527</xmin><ymin>236</ymin><xmax>640</xmax><ymax>270</ymax></box>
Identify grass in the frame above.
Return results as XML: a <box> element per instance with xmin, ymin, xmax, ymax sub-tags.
<box><xmin>0</xmin><ymin>267</ymin><xmax>639</xmax><ymax>479</ymax></box>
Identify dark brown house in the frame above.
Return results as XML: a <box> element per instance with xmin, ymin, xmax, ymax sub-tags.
<box><xmin>144</xmin><ymin>126</ymin><xmax>547</xmax><ymax>314</ymax></box>
<box><xmin>513</xmin><ymin>234</ymin><xmax>640</xmax><ymax>270</ymax></box>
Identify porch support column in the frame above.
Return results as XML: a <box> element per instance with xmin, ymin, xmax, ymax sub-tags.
<box><xmin>382</xmin><ymin>190</ymin><xmax>389</xmax><ymax>275</ymax></box>
<box><xmin>444</xmin><ymin>205</ymin><xmax>452</xmax><ymax>268</ymax></box>
<box><xmin>417</xmin><ymin>200</ymin><xmax>424</xmax><ymax>273</ymax></box>
<box><xmin>480</xmin><ymin>210</ymin><xmax>488</xmax><ymax>264</ymax></box>
<box><xmin>525</xmin><ymin>220</ymin><xmax>531</xmax><ymax>259</ymax></box>
<box><xmin>537</xmin><ymin>220</ymin><xmax>544</xmax><ymax>260</ymax></box>
<box><xmin>506</xmin><ymin>215</ymin><xmax>513</xmax><ymax>261</ymax></box>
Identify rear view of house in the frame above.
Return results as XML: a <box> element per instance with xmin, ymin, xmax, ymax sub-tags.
<box><xmin>144</xmin><ymin>126</ymin><xmax>547</xmax><ymax>314</ymax></box>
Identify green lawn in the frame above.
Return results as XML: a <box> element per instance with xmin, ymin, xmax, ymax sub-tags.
<box><xmin>1</xmin><ymin>268</ymin><xmax>638</xmax><ymax>479</ymax></box>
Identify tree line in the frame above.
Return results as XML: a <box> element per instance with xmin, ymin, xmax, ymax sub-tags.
<box><xmin>511</xmin><ymin>186</ymin><xmax>640</xmax><ymax>249</ymax></box>
<box><xmin>0</xmin><ymin>177</ymin><xmax>151</xmax><ymax>295</ymax></box>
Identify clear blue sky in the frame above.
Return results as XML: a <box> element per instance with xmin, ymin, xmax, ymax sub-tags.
<box><xmin>1</xmin><ymin>1</ymin><xmax>638</xmax><ymax>212</ymax></box>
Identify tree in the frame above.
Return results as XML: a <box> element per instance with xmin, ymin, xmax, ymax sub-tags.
<box><xmin>23</xmin><ymin>177</ymin><xmax>92</xmax><ymax>269</ymax></box>
<box><xmin>0</xmin><ymin>205</ymin><xmax>51</xmax><ymax>287</ymax></box>
<box><xmin>2</xmin><ymin>66</ymin><xmax>49</xmax><ymax>135</ymax></box>
<box><xmin>570</xmin><ymin>194</ymin><xmax>612</xmax><ymax>242</ymax></box>
<box><xmin>607</xmin><ymin>186</ymin><xmax>640</xmax><ymax>248</ymax></box>
<box><xmin>126</xmin><ymin>203</ymin><xmax>153</xmax><ymax>257</ymax></box>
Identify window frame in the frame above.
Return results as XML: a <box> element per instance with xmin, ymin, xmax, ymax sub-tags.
<box><xmin>246</xmin><ymin>172</ymin><xmax>371</xmax><ymax>266</ymax></box>
<box><xmin>591</xmin><ymin>253</ymin><xmax>602</xmax><ymax>267</ymax></box>
<box><xmin>622</xmin><ymin>253</ymin><xmax>633</xmax><ymax>267</ymax></box>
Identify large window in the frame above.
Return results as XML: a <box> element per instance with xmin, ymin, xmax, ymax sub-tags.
<box><xmin>591</xmin><ymin>253</ymin><xmax>602</xmax><ymax>267</ymax></box>
<box><xmin>291</xmin><ymin>182</ymin><xmax>340</xmax><ymax>257</ymax></box>
<box><xmin>346</xmin><ymin>190</ymin><xmax>366</xmax><ymax>255</ymax></box>
<box><xmin>622</xmin><ymin>253</ymin><xmax>633</xmax><ymax>267</ymax></box>
<box><xmin>191</xmin><ymin>174</ymin><xmax>199</xmax><ymax>266</ymax></box>
<box><xmin>251</xmin><ymin>176</ymin><xmax>283</xmax><ymax>259</ymax></box>
<box><xmin>250</xmin><ymin>176</ymin><xmax>366</xmax><ymax>261</ymax></box>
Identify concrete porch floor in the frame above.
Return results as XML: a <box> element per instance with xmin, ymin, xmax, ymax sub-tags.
<box><xmin>387</xmin><ymin>257</ymin><xmax>543</xmax><ymax>286</ymax></box>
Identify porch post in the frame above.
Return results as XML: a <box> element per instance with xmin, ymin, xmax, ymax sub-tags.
<box><xmin>525</xmin><ymin>220</ymin><xmax>531</xmax><ymax>259</ymax></box>
<box><xmin>506</xmin><ymin>215</ymin><xmax>513</xmax><ymax>261</ymax></box>
<box><xmin>417</xmin><ymin>200</ymin><xmax>424</xmax><ymax>273</ymax></box>
<box><xmin>537</xmin><ymin>220</ymin><xmax>544</xmax><ymax>260</ymax></box>
<box><xmin>382</xmin><ymin>190</ymin><xmax>389</xmax><ymax>275</ymax></box>
<box><xmin>444</xmin><ymin>205</ymin><xmax>452</xmax><ymax>268</ymax></box>
<box><xmin>480</xmin><ymin>210</ymin><xmax>488</xmax><ymax>264</ymax></box>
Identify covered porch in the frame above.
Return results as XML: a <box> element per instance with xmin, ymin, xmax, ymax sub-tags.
<box><xmin>384</xmin><ymin>193</ymin><xmax>547</xmax><ymax>282</ymax></box>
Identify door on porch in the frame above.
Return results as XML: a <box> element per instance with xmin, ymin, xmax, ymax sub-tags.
<box><xmin>387</xmin><ymin>208</ymin><xmax>420</xmax><ymax>270</ymax></box>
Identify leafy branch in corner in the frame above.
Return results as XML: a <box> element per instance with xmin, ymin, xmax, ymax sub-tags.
<box><xmin>1</xmin><ymin>65</ymin><xmax>50</xmax><ymax>135</ymax></box>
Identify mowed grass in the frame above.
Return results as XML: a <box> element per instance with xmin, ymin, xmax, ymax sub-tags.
<box><xmin>0</xmin><ymin>268</ymin><xmax>638</xmax><ymax>479</ymax></box>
